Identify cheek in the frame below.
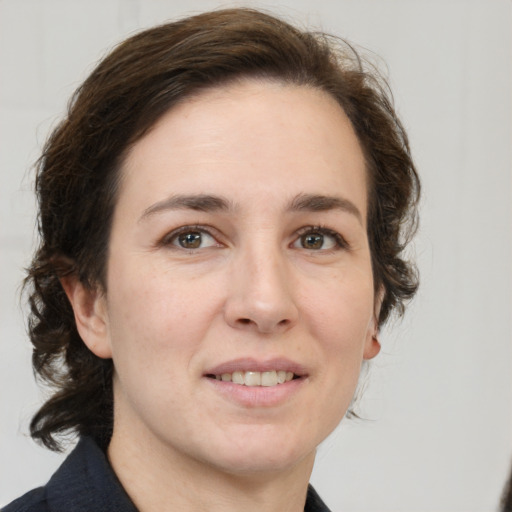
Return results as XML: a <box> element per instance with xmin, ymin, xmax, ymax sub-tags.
<box><xmin>301</xmin><ymin>269</ymin><xmax>374</xmax><ymax>408</ymax></box>
<box><xmin>108</xmin><ymin>257</ymin><xmax>215</xmax><ymax>328</ymax></box>
<box><xmin>104</xmin><ymin>263</ymin><xmax>221</xmax><ymax>376</ymax></box>
<box><xmin>104</xmin><ymin>268</ymin><xmax>215</xmax><ymax>414</ymax></box>
<box><xmin>303</xmin><ymin>270</ymin><xmax>374</xmax><ymax>345</ymax></box>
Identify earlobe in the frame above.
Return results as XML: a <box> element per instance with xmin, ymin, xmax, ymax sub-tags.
<box><xmin>60</xmin><ymin>275</ymin><xmax>112</xmax><ymax>359</ymax></box>
<box><xmin>363</xmin><ymin>286</ymin><xmax>384</xmax><ymax>360</ymax></box>
<box><xmin>363</xmin><ymin>333</ymin><xmax>381</xmax><ymax>360</ymax></box>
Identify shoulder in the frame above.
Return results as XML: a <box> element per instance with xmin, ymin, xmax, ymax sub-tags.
<box><xmin>305</xmin><ymin>485</ymin><xmax>332</xmax><ymax>512</ymax></box>
<box><xmin>2</xmin><ymin>487</ymin><xmax>49</xmax><ymax>512</ymax></box>
<box><xmin>3</xmin><ymin>437</ymin><xmax>137</xmax><ymax>512</ymax></box>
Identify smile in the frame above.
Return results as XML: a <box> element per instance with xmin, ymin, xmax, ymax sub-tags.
<box><xmin>208</xmin><ymin>370</ymin><xmax>297</xmax><ymax>387</ymax></box>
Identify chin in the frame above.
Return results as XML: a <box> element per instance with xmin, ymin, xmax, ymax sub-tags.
<box><xmin>201</xmin><ymin>428</ymin><xmax>317</xmax><ymax>476</ymax></box>
<box><xmin>213</xmin><ymin>450</ymin><xmax>313</xmax><ymax>477</ymax></box>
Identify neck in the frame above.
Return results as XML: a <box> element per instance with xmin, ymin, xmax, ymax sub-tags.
<box><xmin>107</xmin><ymin>423</ymin><xmax>315</xmax><ymax>512</ymax></box>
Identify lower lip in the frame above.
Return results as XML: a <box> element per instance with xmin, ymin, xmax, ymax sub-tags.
<box><xmin>204</xmin><ymin>376</ymin><xmax>306</xmax><ymax>408</ymax></box>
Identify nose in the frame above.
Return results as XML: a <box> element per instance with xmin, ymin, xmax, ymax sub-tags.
<box><xmin>223</xmin><ymin>244</ymin><xmax>299</xmax><ymax>334</ymax></box>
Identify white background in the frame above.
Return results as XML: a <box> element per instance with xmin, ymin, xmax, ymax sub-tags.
<box><xmin>1</xmin><ymin>1</ymin><xmax>511</xmax><ymax>511</ymax></box>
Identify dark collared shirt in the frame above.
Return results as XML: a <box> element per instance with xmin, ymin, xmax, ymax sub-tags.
<box><xmin>3</xmin><ymin>437</ymin><xmax>331</xmax><ymax>512</ymax></box>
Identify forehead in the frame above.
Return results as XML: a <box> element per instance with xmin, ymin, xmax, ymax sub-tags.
<box><xmin>117</xmin><ymin>79</ymin><xmax>368</xmax><ymax>220</ymax></box>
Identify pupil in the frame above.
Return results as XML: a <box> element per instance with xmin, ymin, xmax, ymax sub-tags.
<box><xmin>303</xmin><ymin>233</ymin><xmax>323</xmax><ymax>249</ymax></box>
<box><xmin>179</xmin><ymin>232</ymin><xmax>201</xmax><ymax>248</ymax></box>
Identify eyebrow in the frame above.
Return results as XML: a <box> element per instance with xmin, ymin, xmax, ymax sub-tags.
<box><xmin>288</xmin><ymin>193</ymin><xmax>363</xmax><ymax>224</ymax></box>
<box><xmin>139</xmin><ymin>192</ymin><xmax>362</xmax><ymax>224</ymax></box>
<box><xmin>139</xmin><ymin>194</ymin><xmax>233</xmax><ymax>222</ymax></box>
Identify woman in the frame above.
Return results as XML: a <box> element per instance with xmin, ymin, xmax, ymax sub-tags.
<box><xmin>4</xmin><ymin>8</ymin><xmax>419</xmax><ymax>512</ymax></box>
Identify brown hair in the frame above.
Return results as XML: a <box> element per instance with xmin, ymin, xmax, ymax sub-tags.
<box><xmin>26</xmin><ymin>7</ymin><xmax>420</xmax><ymax>450</ymax></box>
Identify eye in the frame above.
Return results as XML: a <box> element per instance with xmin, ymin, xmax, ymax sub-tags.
<box><xmin>163</xmin><ymin>227</ymin><xmax>219</xmax><ymax>250</ymax></box>
<box><xmin>292</xmin><ymin>227</ymin><xmax>347</xmax><ymax>251</ymax></box>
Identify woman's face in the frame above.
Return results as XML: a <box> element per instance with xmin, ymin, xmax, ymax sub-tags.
<box><xmin>92</xmin><ymin>80</ymin><xmax>380</xmax><ymax>475</ymax></box>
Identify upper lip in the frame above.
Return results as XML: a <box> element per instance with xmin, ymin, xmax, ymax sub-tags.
<box><xmin>204</xmin><ymin>357</ymin><xmax>308</xmax><ymax>377</ymax></box>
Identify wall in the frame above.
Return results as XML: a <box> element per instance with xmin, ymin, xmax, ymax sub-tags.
<box><xmin>1</xmin><ymin>1</ymin><xmax>511</xmax><ymax>510</ymax></box>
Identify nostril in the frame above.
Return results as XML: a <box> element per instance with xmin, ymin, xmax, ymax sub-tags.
<box><xmin>236</xmin><ymin>317</ymin><xmax>290</xmax><ymax>329</ymax></box>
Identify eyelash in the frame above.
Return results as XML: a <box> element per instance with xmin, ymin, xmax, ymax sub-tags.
<box><xmin>294</xmin><ymin>225</ymin><xmax>349</xmax><ymax>251</ymax></box>
<box><xmin>159</xmin><ymin>224</ymin><xmax>218</xmax><ymax>249</ymax></box>
<box><xmin>159</xmin><ymin>224</ymin><xmax>349</xmax><ymax>252</ymax></box>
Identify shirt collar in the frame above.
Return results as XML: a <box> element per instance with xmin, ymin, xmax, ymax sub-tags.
<box><xmin>45</xmin><ymin>436</ymin><xmax>331</xmax><ymax>512</ymax></box>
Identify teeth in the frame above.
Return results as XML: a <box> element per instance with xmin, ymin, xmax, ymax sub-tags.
<box><xmin>245</xmin><ymin>371</ymin><xmax>261</xmax><ymax>386</ymax></box>
<box><xmin>232</xmin><ymin>371</ymin><xmax>244</xmax><ymax>385</ymax></box>
<box><xmin>261</xmin><ymin>371</ymin><xmax>277</xmax><ymax>387</ymax></box>
<box><xmin>213</xmin><ymin>370</ymin><xmax>296</xmax><ymax>386</ymax></box>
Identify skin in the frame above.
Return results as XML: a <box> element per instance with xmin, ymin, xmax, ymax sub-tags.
<box><xmin>64</xmin><ymin>79</ymin><xmax>381</xmax><ymax>512</ymax></box>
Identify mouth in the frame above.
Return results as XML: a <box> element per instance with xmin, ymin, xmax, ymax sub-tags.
<box><xmin>204</xmin><ymin>358</ymin><xmax>307</xmax><ymax>389</ymax></box>
<box><xmin>205</xmin><ymin>370</ymin><xmax>300</xmax><ymax>387</ymax></box>
<box><xmin>204</xmin><ymin>359</ymin><xmax>307</xmax><ymax>407</ymax></box>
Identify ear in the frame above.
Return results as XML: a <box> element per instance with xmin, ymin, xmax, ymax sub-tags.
<box><xmin>363</xmin><ymin>286</ymin><xmax>384</xmax><ymax>360</ymax></box>
<box><xmin>363</xmin><ymin>333</ymin><xmax>381</xmax><ymax>360</ymax></box>
<box><xmin>60</xmin><ymin>275</ymin><xmax>112</xmax><ymax>359</ymax></box>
